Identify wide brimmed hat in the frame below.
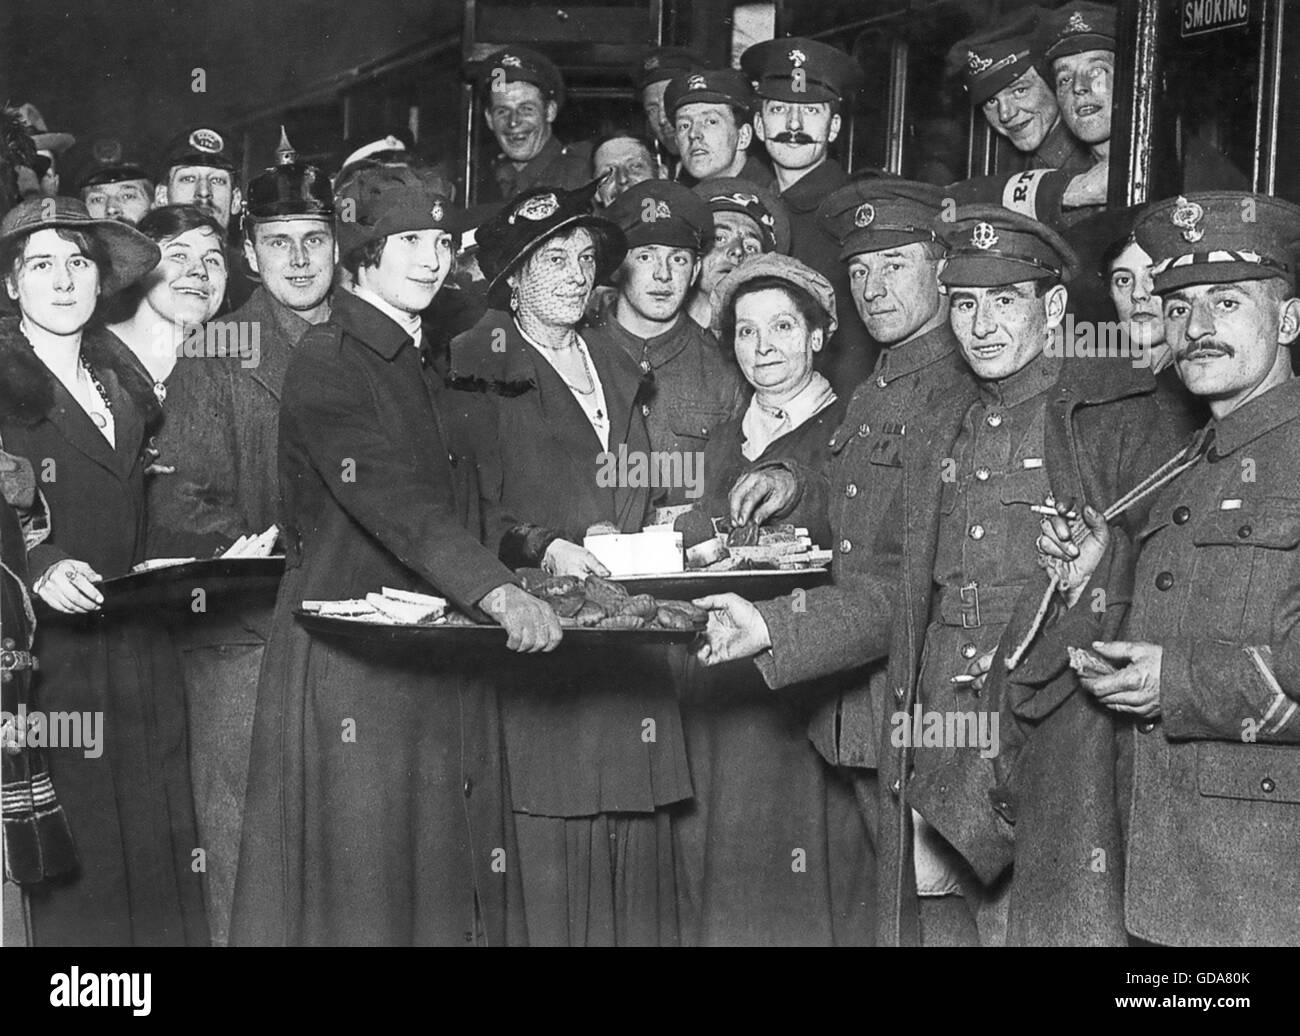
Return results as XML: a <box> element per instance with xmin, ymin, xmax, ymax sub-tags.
<box><xmin>476</xmin><ymin>180</ymin><xmax>627</xmax><ymax>310</ymax></box>
<box><xmin>709</xmin><ymin>252</ymin><xmax>838</xmax><ymax>340</ymax></box>
<box><xmin>0</xmin><ymin>196</ymin><xmax>161</xmax><ymax>295</ymax></box>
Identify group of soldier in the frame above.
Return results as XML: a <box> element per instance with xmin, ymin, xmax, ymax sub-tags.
<box><xmin>0</xmin><ymin>0</ymin><xmax>1296</xmax><ymax>948</ymax></box>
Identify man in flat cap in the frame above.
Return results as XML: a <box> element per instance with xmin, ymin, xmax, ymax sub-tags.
<box><xmin>476</xmin><ymin>45</ymin><xmax>592</xmax><ymax>204</ymax></box>
<box><xmin>686</xmin><ymin>176</ymin><xmax>790</xmax><ymax>328</ymax></box>
<box><xmin>741</xmin><ymin>36</ymin><xmax>874</xmax><ymax>398</ymax></box>
<box><xmin>155</xmin><ymin>123</ymin><xmax>254</xmax><ymax>309</ymax></box>
<box><xmin>948</xmin><ymin>7</ymin><xmax>1089</xmax><ymax>175</ymax></box>
<box><xmin>699</xmin><ymin>205</ymin><xmax>1191</xmax><ymax>945</ymax></box>
<box><xmin>636</xmin><ymin>46</ymin><xmax>704</xmax><ymax>180</ymax></box>
<box><xmin>145</xmin><ymin>129</ymin><xmax>337</xmax><ymax>944</ymax></box>
<box><xmin>666</xmin><ymin>69</ymin><xmax>771</xmax><ymax>187</ymax></box>
<box><xmin>1042</xmin><ymin>191</ymin><xmax>1300</xmax><ymax>946</ymax></box>
<box><xmin>596</xmin><ymin>179</ymin><xmax>745</xmax><ymax>506</ymax></box>
<box><xmin>65</xmin><ymin>136</ymin><xmax>155</xmax><ymax>225</ymax></box>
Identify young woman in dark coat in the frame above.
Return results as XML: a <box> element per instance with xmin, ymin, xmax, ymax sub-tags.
<box><xmin>230</xmin><ymin>168</ymin><xmax>560</xmax><ymax>947</ymax></box>
<box><xmin>673</xmin><ymin>255</ymin><xmax>873</xmax><ymax>946</ymax></box>
<box><xmin>448</xmin><ymin>183</ymin><xmax>692</xmax><ymax>946</ymax></box>
<box><xmin>0</xmin><ymin>197</ymin><xmax>208</xmax><ymax>945</ymax></box>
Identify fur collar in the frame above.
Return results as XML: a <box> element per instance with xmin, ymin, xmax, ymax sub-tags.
<box><xmin>0</xmin><ymin>314</ymin><xmax>163</xmax><ymax>428</ymax></box>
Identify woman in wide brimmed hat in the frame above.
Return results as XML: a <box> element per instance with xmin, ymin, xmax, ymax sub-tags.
<box><xmin>0</xmin><ymin>196</ymin><xmax>209</xmax><ymax>945</ymax></box>
<box><xmin>448</xmin><ymin>181</ymin><xmax>693</xmax><ymax>946</ymax></box>
<box><xmin>672</xmin><ymin>253</ymin><xmax>874</xmax><ymax>946</ymax></box>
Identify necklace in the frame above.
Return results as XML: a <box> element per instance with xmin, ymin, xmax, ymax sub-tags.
<box><xmin>515</xmin><ymin>319</ymin><xmax>598</xmax><ymax>398</ymax></box>
<box><xmin>79</xmin><ymin>355</ymin><xmax>113</xmax><ymax>429</ymax></box>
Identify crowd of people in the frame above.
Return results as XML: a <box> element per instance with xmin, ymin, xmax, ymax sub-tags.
<box><xmin>0</xmin><ymin>0</ymin><xmax>1295</xmax><ymax>948</ymax></box>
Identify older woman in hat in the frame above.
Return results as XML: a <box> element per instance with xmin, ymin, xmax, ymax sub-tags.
<box><xmin>449</xmin><ymin>181</ymin><xmax>692</xmax><ymax>946</ymax></box>
<box><xmin>672</xmin><ymin>254</ymin><xmax>871</xmax><ymax>946</ymax></box>
<box><xmin>231</xmin><ymin>166</ymin><xmax>558</xmax><ymax>948</ymax></box>
<box><xmin>0</xmin><ymin>196</ymin><xmax>208</xmax><ymax>945</ymax></box>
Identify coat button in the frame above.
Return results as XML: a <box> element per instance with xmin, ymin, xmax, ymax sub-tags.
<box><xmin>1237</xmin><ymin>524</ymin><xmax>1253</xmax><ymax>539</ymax></box>
<box><xmin>895</xmin><ymin>685</ymin><xmax>905</xmax><ymax>701</ymax></box>
<box><xmin>642</xmin><ymin>404</ymin><xmax>651</xmax><ymax>417</ymax></box>
<box><xmin>640</xmin><ymin>359</ymin><xmax>651</xmax><ymax>372</ymax></box>
<box><xmin>1172</xmin><ymin>505</ymin><xmax>1190</xmax><ymax>524</ymax></box>
<box><xmin>876</xmin><ymin>374</ymin><xmax>887</xmax><ymax>389</ymax></box>
<box><xmin>969</xmin><ymin>523</ymin><xmax>985</xmax><ymax>540</ymax></box>
<box><xmin>1261</xmin><ymin>777</ymin><xmax>1276</xmax><ymax>794</ymax></box>
<box><xmin>961</xmin><ymin>642</ymin><xmax>977</xmax><ymax>659</ymax></box>
<box><xmin>1139</xmin><ymin>721</ymin><xmax>1156</xmax><ymax>733</ymax></box>
<box><xmin>975</xmin><ymin>466</ymin><xmax>990</xmax><ymax>481</ymax></box>
<box><xmin>1</xmin><ymin>638</ymin><xmax>13</xmax><ymax>650</ymax></box>
<box><xmin>986</xmin><ymin>412</ymin><xmax>1003</xmax><ymax>428</ymax></box>
<box><xmin>840</xmin><ymin>538</ymin><xmax>853</xmax><ymax>553</ymax></box>
<box><xmin>463</xmin><ymin>777</ymin><xmax>473</xmax><ymax>798</ymax></box>
<box><xmin>845</xmin><ymin>483</ymin><xmax>858</xmax><ymax>499</ymax></box>
<box><xmin>858</xmin><ymin>423</ymin><xmax>870</xmax><ymax>437</ymax></box>
<box><xmin>1155</xmin><ymin>571</ymin><xmax>1174</xmax><ymax>591</ymax></box>
<box><xmin>447</xmin><ymin>452</ymin><xmax>458</xmax><ymax>468</ymax></box>
<box><xmin>890</xmin><ymin>779</ymin><xmax>901</xmax><ymax>796</ymax></box>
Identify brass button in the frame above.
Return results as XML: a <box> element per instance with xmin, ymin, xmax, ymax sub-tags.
<box><xmin>960</xmin><ymin>642</ymin><xmax>977</xmax><ymax>659</ymax></box>
<box><xmin>463</xmin><ymin>777</ymin><xmax>473</xmax><ymax>798</ymax></box>
<box><xmin>1261</xmin><ymin>777</ymin><xmax>1276</xmax><ymax>794</ymax></box>
<box><xmin>840</xmin><ymin>538</ymin><xmax>853</xmax><ymax>554</ymax></box>
<box><xmin>986</xmin><ymin>412</ymin><xmax>1003</xmax><ymax>428</ymax></box>
<box><xmin>640</xmin><ymin>359</ymin><xmax>651</xmax><ymax>373</ymax></box>
<box><xmin>1237</xmin><ymin>524</ymin><xmax>1253</xmax><ymax>539</ymax></box>
<box><xmin>975</xmin><ymin>467</ymin><xmax>990</xmax><ymax>481</ymax></box>
<box><xmin>890</xmin><ymin>779</ymin><xmax>901</xmax><ymax>796</ymax></box>
<box><xmin>642</xmin><ymin>404</ymin><xmax>651</xmax><ymax>417</ymax></box>
<box><xmin>845</xmin><ymin>483</ymin><xmax>858</xmax><ymax>499</ymax></box>
<box><xmin>858</xmin><ymin>423</ymin><xmax>870</xmax><ymax>437</ymax></box>
<box><xmin>1155</xmin><ymin>571</ymin><xmax>1174</xmax><ymax>591</ymax></box>
<box><xmin>894</xmin><ymin>685</ymin><xmax>905</xmax><ymax>701</ymax></box>
<box><xmin>1172</xmin><ymin>505</ymin><xmax>1190</xmax><ymax>524</ymax></box>
<box><xmin>969</xmin><ymin>523</ymin><xmax>985</xmax><ymax>540</ymax></box>
<box><xmin>447</xmin><ymin>452</ymin><xmax>458</xmax><ymax>468</ymax></box>
<box><xmin>876</xmin><ymin>374</ymin><xmax>887</xmax><ymax>389</ymax></box>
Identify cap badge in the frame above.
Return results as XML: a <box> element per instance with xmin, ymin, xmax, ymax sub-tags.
<box><xmin>430</xmin><ymin>201</ymin><xmax>445</xmax><ymax>222</ymax></box>
<box><xmin>1171</xmin><ymin>195</ymin><xmax>1205</xmax><ymax>243</ymax></box>
<box><xmin>967</xmin><ymin>50</ymin><xmax>993</xmax><ymax>75</ymax></box>
<box><xmin>971</xmin><ymin>221</ymin><xmax>999</xmax><ymax>250</ymax></box>
<box><xmin>687</xmin><ymin>74</ymin><xmax>707</xmax><ymax>91</ymax></box>
<box><xmin>645</xmin><ymin>56</ymin><xmax>660</xmax><ymax>71</ymax></box>
<box><xmin>854</xmin><ymin>202</ymin><xmax>875</xmax><ymax>228</ymax></box>
<box><xmin>501</xmin><ymin>54</ymin><xmax>522</xmax><ymax>68</ymax></box>
<box><xmin>789</xmin><ymin>49</ymin><xmax>806</xmax><ymax>68</ymax></box>
<box><xmin>93</xmin><ymin>139</ymin><xmax>123</xmax><ymax>163</ymax></box>
<box><xmin>189</xmin><ymin>129</ymin><xmax>224</xmax><ymax>153</ymax></box>
<box><xmin>714</xmin><ymin>191</ymin><xmax>760</xmax><ymax>209</ymax></box>
<box><xmin>1067</xmin><ymin>11</ymin><xmax>1091</xmax><ymax>34</ymax></box>
<box><xmin>511</xmin><ymin>192</ymin><xmax>560</xmax><ymax>223</ymax></box>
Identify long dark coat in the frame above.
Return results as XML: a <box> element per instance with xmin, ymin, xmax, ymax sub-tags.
<box><xmin>673</xmin><ymin>395</ymin><xmax>875</xmax><ymax>946</ymax></box>
<box><xmin>0</xmin><ymin>316</ymin><xmax>208</xmax><ymax>946</ymax></box>
<box><xmin>229</xmin><ymin>288</ymin><xmax>525</xmax><ymax>946</ymax></box>
<box><xmin>145</xmin><ymin>285</ymin><xmax>314</xmax><ymax>945</ymax></box>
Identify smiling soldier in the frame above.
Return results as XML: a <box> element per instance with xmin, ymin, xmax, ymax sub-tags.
<box><xmin>1042</xmin><ymin>191</ymin><xmax>1300</xmax><ymax>946</ymax></box>
<box><xmin>145</xmin><ymin>129</ymin><xmax>336</xmax><ymax>944</ymax></box>
<box><xmin>476</xmin><ymin>45</ymin><xmax>592</xmax><ymax>204</ymax></box>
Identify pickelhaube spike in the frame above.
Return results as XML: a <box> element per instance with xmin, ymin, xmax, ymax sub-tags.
<box><xmin>275</xmin><ymin>126</ymin><xmax>298</xmax><ymax>167</ymax></box>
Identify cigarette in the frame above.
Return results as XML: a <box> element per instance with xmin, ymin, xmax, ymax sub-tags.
<box><xmin>1030</xmin><ymin>504</ymin><xmax>1078</xmax><ymax>518</ymax></box>
<box><xmin>950</xmin><ymin>674</ymin><xmax>977</xmax><ymax>684</ymax></box>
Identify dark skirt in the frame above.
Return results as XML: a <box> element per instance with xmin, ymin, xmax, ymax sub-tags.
<box><xmin>673</xmin><ymin>657</ymin><xmax>875</xmax><ymax>946</ymax></box>
<box><xmin>25</xmin><ymin>614</ymin><xmax>209</xmax><ymax>947</ymax></box>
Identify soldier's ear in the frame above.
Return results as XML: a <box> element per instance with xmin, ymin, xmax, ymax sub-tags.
<box><xmin>154</xmin><ymin>183</ymin><xmax>169</xmax><ymax>207</ymax></box>
<box><xmin>1277</xmin><ymin>293</ymin><xmax>1300</xmax><ymax>346</ymax></box>
<box><xmin>1043</xmin><ymin>283</ymin><xmax>1069</xmax><ymax>328</ymax></box>
<box><xmin>243</xmin><ymin>234</ymin><xmax>259</xmax><ymax>275</ymax></box>
<box><xmin>828</xmin><ymin>112</ymin><xmax>841</xmax><ymax>145</ymax></box>
<box><xmin>545</xmin><ymin>101</ymin><xmax>558</xmax><ymax>125</ymax></box>
<box><xmin>690</xmin><ymin>256</ymin><xmax>702</xmax><ymax>288</ymax></box>
<box><xmin>737</xmin><ymin>122</ymin><xmax>754</xmax><ymax>151</ymax></box>
<box><xmin>752</xmin><ymin>111</ymin><xmax>765</xmax><ymax>142</ymax></box>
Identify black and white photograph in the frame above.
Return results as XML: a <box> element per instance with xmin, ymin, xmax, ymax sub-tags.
<box><xmin>0</xmin><ymin>0</ymin><xmax>1294</xmax><ymax>1001</ymax></box>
